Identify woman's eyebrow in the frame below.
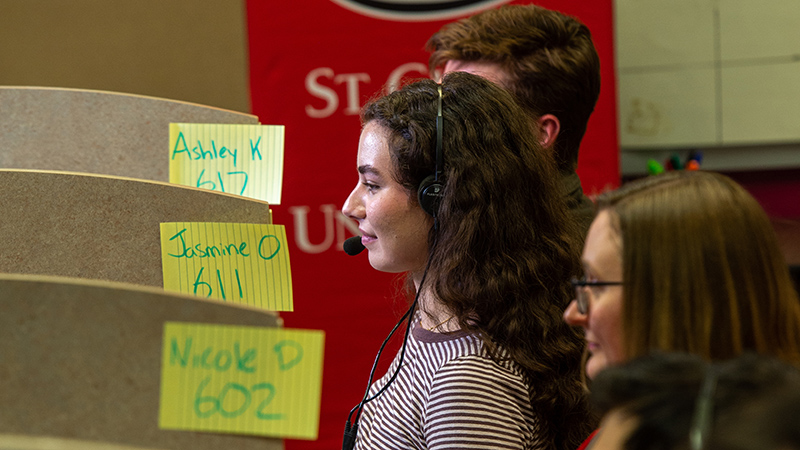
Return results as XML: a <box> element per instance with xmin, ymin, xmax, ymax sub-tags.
<box><xmin>358</xmin><ymin>165</ymin><xmax>381</xmax><ymax>176</ymax></box>
<box><xmin>581</xmin><ymin>259</ymin><xmax>600</xmax><ymax>277</ymax></box>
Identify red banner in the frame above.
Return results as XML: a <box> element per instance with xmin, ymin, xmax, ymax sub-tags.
<box><xmin>246</xmin><ymin>1</ymin><xmax>618</xmax><ymax>448</ymax></box>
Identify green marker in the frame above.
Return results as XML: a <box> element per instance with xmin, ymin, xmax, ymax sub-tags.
<box><xmin>647</xmin><ymin>159</ymin><xmax>664</xmax><ymax>175</ymax></box>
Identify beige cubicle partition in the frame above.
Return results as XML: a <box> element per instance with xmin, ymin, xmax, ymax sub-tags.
<box><xmin>0</xmin><ymin>169</ymin><xmax>271</xmax><ymax>287</ymax></box>
<box><xmin>0</xmin><ymin>86</ymin><xmax>259</xmax><ymax>182</ymax></box>
<box><xmin>0</xmin><ymin>274</ymin><xmax>282</xmax><ymax>450</ymax></box>
<box><xmin>0</xmin><ymin>85</ymin><xmax>299</xmax><ymax>448</ymax></box>
<box><xmin>0</xmin><ymin>434</ymin><xmax>167</xmax><ymax>450</ymax></box>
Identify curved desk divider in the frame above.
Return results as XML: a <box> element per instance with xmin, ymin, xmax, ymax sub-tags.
<box><xmin>0</xmin><ymin>433</ymin><xmax>167</xmax><ymax>450</ymax></box>
<box><xmin>0</xmin><ymin>169</ymin><xmax>271</xmax><ymax>287</ymax></box>
<box><xmin>0</xmin><ymin>273</ymin><xmax>282</xmax><ymax>449</ymax></box>
<box><xmin>0</xmin><ymin>86</ymin><xmax>259</xmax><ymax>182</ymax></box>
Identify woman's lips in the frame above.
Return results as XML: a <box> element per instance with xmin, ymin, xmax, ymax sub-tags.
<box><xmin>361</xmin><ymin>234</ymin><xmax>377</xmax><ymax>246</ymax></box>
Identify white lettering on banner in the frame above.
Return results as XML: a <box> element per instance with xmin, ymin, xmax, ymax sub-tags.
<box><xmin>288</xmin><ymin>204</ymin><xmax>360</xmax><ymax>254</ymax></box>
<box><xmin>305</xmin><ymin>68</ymin><xmax>338</xmax><ymax>118</ymax></box>
<box><xmin>334</xmin><ymin>73</ymin><xmax>371</xmax><ymax>115</ymax></box>
<box><xmin>305</xmin><ymin>68</ymin><xmax>369</xmax><ymax>119</ymax></box>
<box><xmin>304</xmin><ymin>62</ymin><xmax>428</xmax><ymax>119</ymax></box>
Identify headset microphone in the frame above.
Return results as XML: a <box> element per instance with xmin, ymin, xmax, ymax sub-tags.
<box><xmin>343</xmin><ymin>236</ymin><xmax>366</xmax><ymax>256</ymax></box>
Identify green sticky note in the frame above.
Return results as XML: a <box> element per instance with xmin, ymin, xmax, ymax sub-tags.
<box><xmin>160</xmin><ymin>222</ymin><xmax>293</xmax><ymax>311</ymax></box>
<box><xmin>169</xmin><ymin>123</ymin><xmax>285</xmax><ymax>204</ymax></box>
<box><xmin>159</xmin><ymin>322</ymin><xmax>325</xmax><ymax>440</ymax></box>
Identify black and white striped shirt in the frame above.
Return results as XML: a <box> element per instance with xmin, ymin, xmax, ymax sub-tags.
<box><xmin>354</xmin><ymin>321</ymin><xmax>544</xmax><ymax>450</ymax></box>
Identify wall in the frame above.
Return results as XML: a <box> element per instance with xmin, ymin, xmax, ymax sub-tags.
<box><xmin>616</xmin><ymin>0</ymin><xmax>800</xmax><ymax>175</ymax></box>
<box><xmin>0</xmin><ymin>0</ymin><xmax>250</xmax><ymax>113</ymax></box>
<box><xmin>614</xmin><ymin>0</ymin><xmax>800</xmax><ymax>267</ymax></box>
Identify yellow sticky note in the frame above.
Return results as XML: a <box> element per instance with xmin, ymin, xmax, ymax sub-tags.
<box><xmin>169</xmin><ymin>123</ymin><xmax>285</xmax><ymax>204</ymax></box>
<box><xmin>159</xmin><ymin>322</ymin><xmax>325</xmax><ymax>439</ymax></box>
<box><xmin>160</xmin><ymin>222</ymin><xmax>293</xmax><ymax>311</ymax></box>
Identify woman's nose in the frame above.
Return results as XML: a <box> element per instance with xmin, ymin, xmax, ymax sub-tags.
<box><xmin>563</xmin><ymin>299</ymin><xmax>588</xmax><ymax>327</ymax></box>
<box><xmin>342</xmin><ymin>186</ymin><xmax>364</xmax><ymax>220</ymax></box>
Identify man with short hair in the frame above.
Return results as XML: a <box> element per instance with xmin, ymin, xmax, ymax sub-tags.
<box><xmin>427</xmin><ymin>4</ymin><xmax>601</xmax><ymax>231</ymax></box>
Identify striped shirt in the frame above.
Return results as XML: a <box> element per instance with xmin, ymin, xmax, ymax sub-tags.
<box><xmin>354</xmin><ymin>321</ymin><xmax>544</xmax><ymax>450</ymax></box>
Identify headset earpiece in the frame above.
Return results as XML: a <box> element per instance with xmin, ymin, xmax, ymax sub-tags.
<box><xmin>417</xmin><ymin>175</ymin><xmax>443</xmax><ymax>216</ymax></box>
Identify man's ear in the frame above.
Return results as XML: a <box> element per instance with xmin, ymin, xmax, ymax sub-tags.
<box><xmin>537</xmin><ymin>114</ymin><xmax>561</xmax><ymax>150</ymax></box>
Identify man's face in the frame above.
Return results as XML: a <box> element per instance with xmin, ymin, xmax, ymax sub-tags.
<box><xmin>441</xmin><ymin>59</ymin><xmax>561</xmax><ymax>152</ymax></box>
<box><xmin>442</xmin><ymin>60</ymin><xmax>509</xmax><ymax>88</ymax></box>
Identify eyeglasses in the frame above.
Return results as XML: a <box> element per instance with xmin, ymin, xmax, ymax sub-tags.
<box><xmin>570</xmin><ymin>277</ymin><xmax>623</xmax><ymax>314</ymax></box>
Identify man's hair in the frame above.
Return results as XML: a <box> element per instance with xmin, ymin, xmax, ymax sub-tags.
<box><xmin>361</xmin><ymin>72</ymin><xmax>595</xmax><ymax>450</ymax></box>
<box><xmin>427</xmin><ymin>4</ymin><xmax>601</xmax><ymax>172</ymax></box>
<box><xmin>596</xmin><ymin>171</ymin><xmax>800</xmax><ymax>365</ymax></box>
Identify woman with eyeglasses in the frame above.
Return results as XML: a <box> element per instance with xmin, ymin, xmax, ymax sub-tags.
<box><xmin>564</xmin><ymin>170</ymin><xmax>800</xmax><ymax>378</ymax></box>
<box><xmin>563</xmin><ymin>170</ymin><xmax>800</xmax><ymax>448</ymax></box>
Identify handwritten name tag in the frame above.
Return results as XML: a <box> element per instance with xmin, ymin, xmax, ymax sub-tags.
<box><xmin>169</xmin><ymin>123</ymin><xmax>285</xmax><ymax>204</ymax></box>
<box><xmin>160</xmin><ymin>222</ymin><xmax>293</xmax><ymax>311</ymax></box>
<box><xmin>159</xmin><ymin>322</ymin><xmax>324</xmax><ymax>439</ymax></box>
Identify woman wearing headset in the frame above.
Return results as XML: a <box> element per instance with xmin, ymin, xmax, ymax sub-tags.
<box><xmin>342</xmin><ymin>72</ymin><xmax>596</xmax><ymax>450</ymax></box>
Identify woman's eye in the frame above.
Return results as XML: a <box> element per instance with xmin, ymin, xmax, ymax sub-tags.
<box><xmin>590</xmin><ymin>285</ymin><xmax>607</xmax><ymax>293</ymax></box>
<box><xmin>589</xmin><ymin>282</ymin><xmax>609</xmax><ymax>296</ymax></box>
<box><xmin>362</xmin><ymin>182</ymin><xmax>379</xmax><ymax>192</ymax></box>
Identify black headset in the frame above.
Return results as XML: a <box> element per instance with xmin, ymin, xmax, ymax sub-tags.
<box><xmin>416</xmin><ymin>84</ymin><xmax>445</xmax><ymax>217</ymax></box>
